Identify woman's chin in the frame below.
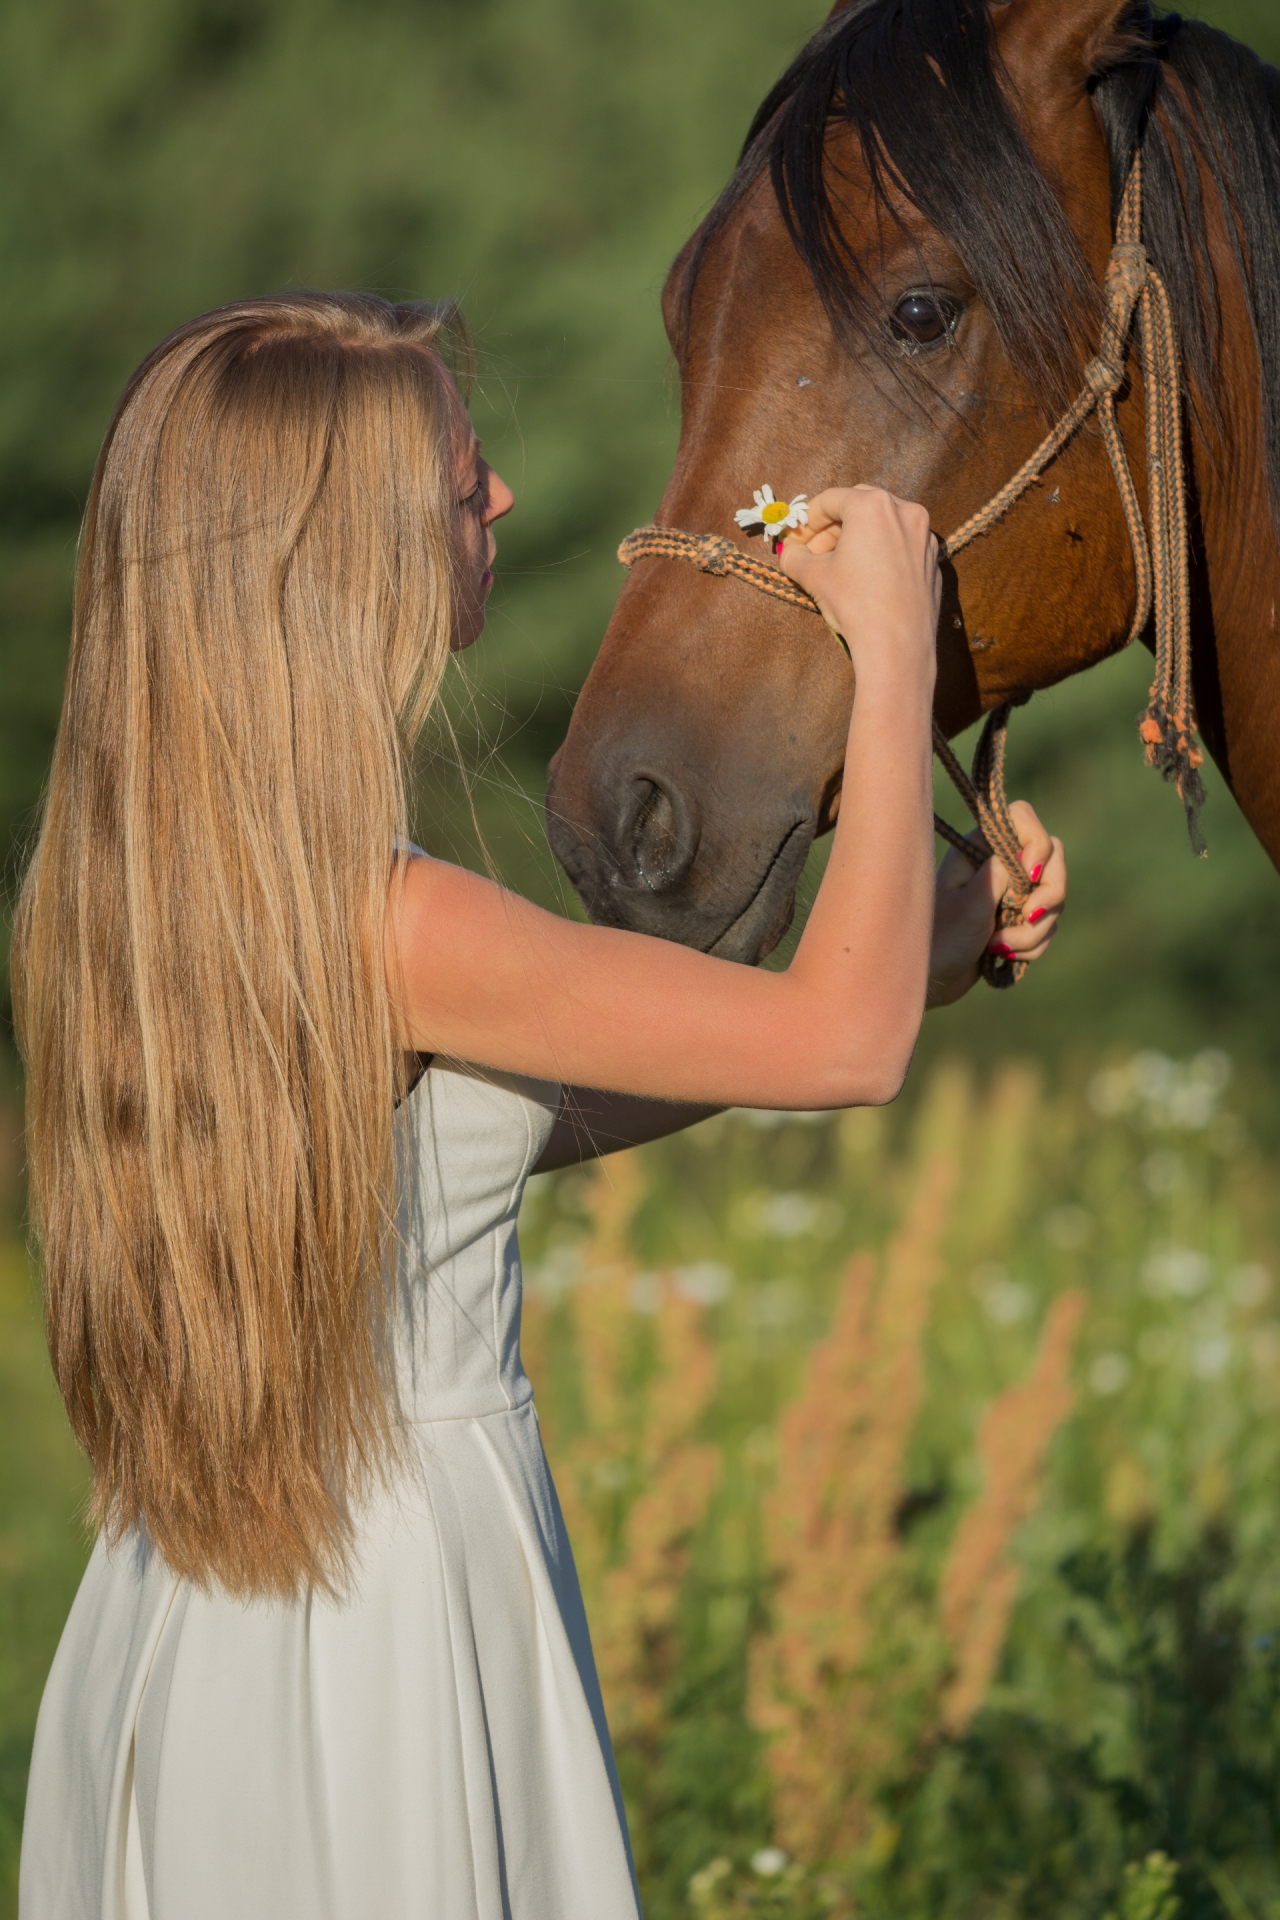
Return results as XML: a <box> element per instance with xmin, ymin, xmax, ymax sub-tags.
<box><xmin>449</xmin><ymin>575</ymin><xmax>494</xmax><ymax>651</ymax></box>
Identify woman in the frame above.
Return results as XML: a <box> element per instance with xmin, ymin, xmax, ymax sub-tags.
<box><xmin>14</xmin><ymin>292</ymin><xmax>1065</xmax><ymax>1919</ymax></box>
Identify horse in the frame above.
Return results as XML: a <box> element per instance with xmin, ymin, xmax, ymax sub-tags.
<box><xmin>543</xmin><ymin>0</ymin><xmax>1280</xmax><ymax>967</ymax></box>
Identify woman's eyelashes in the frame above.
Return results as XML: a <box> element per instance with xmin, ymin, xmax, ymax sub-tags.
<box><xmin>459</xmin><ymin>464</ymin><xmax>489</xmax><ymax>511</ymax></box>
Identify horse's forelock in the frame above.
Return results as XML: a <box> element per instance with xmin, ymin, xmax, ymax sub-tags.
<box><xmin>681</xmin><ymin>0</ymin><xmax>1101</xmax><ymax>414</ymax></box>
<box><xmin>678</xmin><ymin>1</ymin><xmax>1280</xmax><ymax>530</ymax></box>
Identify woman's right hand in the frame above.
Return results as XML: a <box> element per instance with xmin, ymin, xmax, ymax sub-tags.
<box><xmin>779</xmin><ymin>486</ymin><xmax>941</xmax><ymax>694</ymax></box>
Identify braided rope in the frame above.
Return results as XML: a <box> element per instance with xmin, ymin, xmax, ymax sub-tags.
<box><xmin>1137</xmin><ymin>264</ymin><xmax>1206</xmax><ymax>846</ymax></box>
<box><xmin>616</xmin><ymin>151</ymin><xmax>1203</xmax><ymax>984</ymax></box>
<box><xmin>614</xmin><ymin>529</ymin><xmax>820</xmax><ymax>613</ymax></box>
<box><xmin>618</xmin><ymin>523</ymin><xmax>1030</xmax><ymax>988</ymax></box>
<box><xmin>942</xmin><ymin>390</ymin><xmax>1096</xmax><ymax>560</ymax></box>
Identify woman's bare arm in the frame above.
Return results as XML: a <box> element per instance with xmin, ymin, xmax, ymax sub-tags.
<box><xmin>529</xmin><ymin>798</ymin><xmax>1067</xmax><ymax>1170</ymax></box>
<box><xmin>387</xmin><ymin>489</ymin><xmax>1031</xmax><ymax>1112</ymax></box>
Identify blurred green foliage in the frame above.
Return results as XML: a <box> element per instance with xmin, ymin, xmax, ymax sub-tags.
<box><xmin>1105</xmin><ymin>1856</ymin><xmax>1182</xmax><ymax>1920</ymax></box>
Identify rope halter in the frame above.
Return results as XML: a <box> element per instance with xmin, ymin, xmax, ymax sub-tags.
<box><xmin>617</xmin><ymin>152</ymin><xmax>1203</xmax><ymax>990</ymax></box>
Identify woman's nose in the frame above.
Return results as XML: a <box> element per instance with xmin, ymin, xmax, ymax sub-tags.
<box><xmin>486</xmin><ymin>470</ymin><xmax>515</xmax><ymax>523</ymax></box>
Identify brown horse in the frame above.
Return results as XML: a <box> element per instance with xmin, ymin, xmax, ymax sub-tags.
<box><xmin>544</xmin><ymin>0</ymin><xmax>1280</xmax><ymax>964</ymax></box>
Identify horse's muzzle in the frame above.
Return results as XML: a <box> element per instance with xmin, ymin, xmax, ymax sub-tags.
<box><xmin>544</xmin><ymin>743</ymin><xmax>815</xmax><ymax>964</ymax></box>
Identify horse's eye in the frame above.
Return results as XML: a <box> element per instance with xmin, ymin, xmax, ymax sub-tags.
<box><xmin>891</xmin><ymin>292</ymin><xmax>957</xmax><ymax>347</ymax></box>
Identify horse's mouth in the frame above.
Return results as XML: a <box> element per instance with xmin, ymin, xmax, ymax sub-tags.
<box><xmin>704</xmin><ymin>816</ymin><xmax>814</xmax><ymax>964</ymax></box>
<box><xmin>547</xmin><ymin>783</ymin><xmax>815</xmax><ymax>967</ymax></box>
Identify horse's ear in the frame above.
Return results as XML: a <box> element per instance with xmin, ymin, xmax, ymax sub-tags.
<box><xmin>992</xmin><ymin>0</ymin><xmax>1149</xmax><ymax>105</ymax></box>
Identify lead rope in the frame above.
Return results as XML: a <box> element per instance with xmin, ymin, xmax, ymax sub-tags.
<box><xmin>618</xmin><ymin>151</ymin><xmax>1202</xmax><ymax>987</ymax></box>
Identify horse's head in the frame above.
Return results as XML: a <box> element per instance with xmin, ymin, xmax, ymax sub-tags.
<box><xmin>545</xmin><ymin>0</ymin><xmax>1204</xmax><ymax>959</ymax></box>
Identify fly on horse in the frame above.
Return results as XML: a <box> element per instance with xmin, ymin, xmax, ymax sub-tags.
<box><xmin>544</xmin><ymin>0</ymin><xmax>1280</xmax><ymax>966</ymax></box>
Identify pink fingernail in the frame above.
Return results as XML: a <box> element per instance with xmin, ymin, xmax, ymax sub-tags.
<box><xmin>1029</xmin><ymin>862</ymin><xmax>1044</xmax><ymax>885</ymax></box>
<box><xmin>1028</xmin><ymin>907</ymin><xmax>1047</xmax><ymax>925</ymax></box>
<box><xmin>991</xmin><ymin>942</ymin><xmax>1016</xmax><ymax>958</ymax></box>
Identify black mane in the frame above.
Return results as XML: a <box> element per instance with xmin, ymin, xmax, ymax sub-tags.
<box><xmin>681</xmin><ymin>0</ymin><xmax>1280</xmax><ymax>521</ymax></box>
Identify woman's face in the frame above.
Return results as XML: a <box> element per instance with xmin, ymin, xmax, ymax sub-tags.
<box><xmin>448</xmin><ymin>387</ymin><xmax>514</xmax><ymax>652</ymax></box>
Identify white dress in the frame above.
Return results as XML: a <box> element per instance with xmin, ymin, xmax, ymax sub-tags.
<box><xmin>20</xmin><ymin>1062</ymin><xmax>642</xmax><ymax>1920</ymax></box>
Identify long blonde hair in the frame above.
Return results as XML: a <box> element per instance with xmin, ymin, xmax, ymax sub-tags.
<box><xmin>12</xmin><ymin>292</ymin><xmax>465</xmax><ymax>1596</ymax></box>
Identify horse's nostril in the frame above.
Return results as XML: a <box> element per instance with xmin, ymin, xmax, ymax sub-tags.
<box><xmin>629</xmin><ymin>778</ymin><xmax>696</xmax><ymax>893</ymax></box>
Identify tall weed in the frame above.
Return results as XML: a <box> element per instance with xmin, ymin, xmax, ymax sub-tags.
<box><xmin>520</xmin><ymin>1052</ymin><xmax>1280</xmax><ymax>1918</ymax></box>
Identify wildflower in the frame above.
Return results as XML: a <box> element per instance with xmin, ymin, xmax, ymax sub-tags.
<box><xmin>1089</xmin><ymin>1350</ymin><xmax>1131</xmax><ymax>1395</ymax></box>
<box><xmin>734</xmin><ymin>484</ymin><xmax>808</xmax><ymax>553</ymax></box>
<box><xmin>688</xmin><ymin>1857</ymin><xmax>734</xmax><ymax>1909</ymax></box>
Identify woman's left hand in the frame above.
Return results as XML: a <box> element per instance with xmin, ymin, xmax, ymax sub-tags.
<box><xmin>926</xmin><ymin>800</ymin><xmax>1067</xmax><ymax>1009</ymax></box>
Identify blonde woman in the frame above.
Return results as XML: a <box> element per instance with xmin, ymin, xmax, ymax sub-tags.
<box><xmin>13</xmin><ymin>293</ymin><xmax>1065</xmax><ymax>1920</ymax></box>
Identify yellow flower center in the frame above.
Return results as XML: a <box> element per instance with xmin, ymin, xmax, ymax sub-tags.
<box><xmin>761</xmin><ymin>499</ymin><xmax>791</xmax><ymax>524</ymax></box>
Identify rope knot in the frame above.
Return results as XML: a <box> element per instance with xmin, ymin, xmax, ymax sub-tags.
<box><xmin>691</xmin><ymin>534</ymin><xmax>736</xmax><ymax>575</ymax></box>
<box><xmin>1085</xmin><ymin>353</ymin><xmax>1126</xmax><ymax>397</ymax></box>
<box><xmin>1105</xmin><ymin>240</ymin><xmax>1149</xmax><ymax>319</ymax></box>
<box><xmin>1089</xmin><ymin>242</ymin><xmax>1149</xmax><ymax>399</ymax></box>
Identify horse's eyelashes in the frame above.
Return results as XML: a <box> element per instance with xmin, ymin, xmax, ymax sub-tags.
<box><xmin>890</xmin><ymin>292</ymin><xmax>960</xmax><ymax>350</ymax></box>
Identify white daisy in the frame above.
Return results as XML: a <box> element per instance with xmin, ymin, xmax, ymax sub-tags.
<box><xmin>734</xmin><ymin>484</ymin><xmax>809</xmax><ymax>553</ymax></box>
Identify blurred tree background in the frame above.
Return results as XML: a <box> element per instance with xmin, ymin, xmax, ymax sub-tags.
<box><xmin>3</xmin><ymin>2</ymin><xmax>1280</xmax><ymax>1913</ymax></box>
<box><xmin>2</xmin><ymin>0</ymin><xmax>1279</xmax><ymax>1115</ymax></box>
